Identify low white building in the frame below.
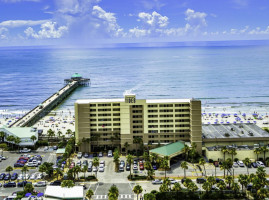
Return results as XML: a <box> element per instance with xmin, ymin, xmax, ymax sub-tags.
<box><xmin>44</xmin><ymin>186</ymin><xmax>84</xmax><ymax>200</ymax></box>
<box><xmin>0</xmin><ymin>126</ymin><xmax>38</xmax><ymax>146</ymax></box>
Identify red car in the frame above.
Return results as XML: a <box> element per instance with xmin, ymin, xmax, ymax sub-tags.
<box><xmin>19</xmin><ymin>157</ymin><xmax>29</xmax><ymax>160</ymax></box>
<box><xmin>17</xmin><ymin>160</ymin><xmax>27</xmax><ymax>164</ymax></box>
<box><xmin>139</xmin><ymin>161</ymin><xmax>144</xmax><ymax>170</ymax></box>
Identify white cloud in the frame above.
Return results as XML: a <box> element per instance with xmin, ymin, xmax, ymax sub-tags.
<box><xmin>0</xmin><ymin>27</ymin><xmax>8</xmax><ymax>40</ymax></box>
<box><xmin>248</xmin><ymin>26</ymin><xmax>269</xmax><ymax>35</ymax></box>
<box><xmin>185</xmin><ymin>8</ymin><xmax>207</xmax><ymax>31</ymax></box>
<box><xmin>24</xmin><ymin>21</ymin><xmax>68</xmax><ymax>39</ymax></box>
<box><xmin>138</xmin><ymin>11</ymin><xmax>168</xmax><ymax>28</ymax></box>
<box><xmin>140</xmin><ymin>0</ymin><xmax>165</xmax><ymax>10</ymax></box>
<box><xmin>0</xmin><ymin>20</ymin><xmax>48</xmax><ymax>28</ymax></box>
<box><xmin>129</xmin><ymin>27</ymin><xmax>150</xmax><ymax>37</ymax></box>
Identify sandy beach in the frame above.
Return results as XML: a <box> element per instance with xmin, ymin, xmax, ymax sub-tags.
<box><xmin>1</xmin><ymin>107</ymin><xmax>269</xmax><ymax>138</ymax></box>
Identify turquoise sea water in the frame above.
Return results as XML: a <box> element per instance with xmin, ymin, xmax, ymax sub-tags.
<box><xmin>0</xmin><ymin>44</ymin><xmax>269</xmax><ymax>115</ymax></box>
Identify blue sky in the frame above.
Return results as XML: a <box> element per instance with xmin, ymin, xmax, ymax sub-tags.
<box><xmin>0</xmin><ymin>0</ymin><xmax>269</xmax><ymax>46</ymax></box>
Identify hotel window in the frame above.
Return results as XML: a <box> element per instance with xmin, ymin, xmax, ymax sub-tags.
<box><xmin>113</xmin><ymin>108</ymin><xmax>120</xmax><ymax>111</ymax></box>
<box><xmin>90</xmin><ymin>124</ymin><xmax>97</xmax><ymax>127</ymax></box>
<box><xmin>133</xmin><ymin>120</ymin><xmax>142</xmax><ymax>123</ymax></box>
<box><xmin>90</xmin><ymin>109</ymin><xmax>96</xmax><ymax>112</ymax></box>
<box><xmin>133</xmin><ymin>115</ymin><xmax>142</xmax><ymax>118</ymax></box>
<box><xmin>133</xmin><ymin>130</ymin><xmax>143</xmax><ymax>133</ymax></box>
<box><xmin>160</xmin><ymin>130</ymin><xmax>173</xmax><ymax>133</ymax></box>
<box><xmin>159</xmin><ymin>104</ymin><xmax>173</xmax><ymax>107</ymax></box>
<box><xmin>160</xmin><ymin>125</ymin><xmax>173</xmax><ymax>128</ymax></box>
<box><xmin>113</xmin><ymin>123</ymin><xmax>120</xmax><ymax>126</ymax></box>
<box><xmin>133</xmin><ymin>125</ymin><xmax>143</xmax><ymax>128</ymax></box>
<box><xmin>90</xmin><ymin>129</ymin><xmax>97</xmax><ymax>132</ymax></box>
<box><xmin>98</xmin><ymin>104</ymin><xmax>111</xmax><ymax>107</ymax></box>
<box><xmin>98</xmin><ymin>118</ymin><xmax>111</xmax><ymax>121</ymax></box>
<box><xmin>175</xmin><ymin>119</ymin><xmax>190</xmax><ymax>122</ymax></box>
<box><xmin>132</xmin><ymin>105</ymin><xmax>143</xmax><ymax>108</ymax></box>
<box><xmin>113</xmin><ymin>118</ymin><xmax>120</xmax><ymax>121</ymax></box>
<box><xmin>90</xmin><ymin>114</ymin><xmax>96</xmax><ymax>117</ymax></box>
<box><xmin>148</xmin><ymin>130</ymin><xmax>158</xmax><ymax>133</ymax></box>
<box><xmin>90</xmin><ymin>104</ymin><xmax>96</xmax><ymax>107</ymax></box>
<box><xmin>175</xmin><ymin>114</ymin><xmax>190</xmax><ymax>117</ymax></box>
<box><xmin>113</xmin><ymin>103</ymin><xmax>120</xmax><ymax>106</ymax></box>
<box><xmin>160</xmin><ymin>120</ymin><xmax>173</xmax><ymax>123</ymax></box>
<box><xmin>148</xmin><ymin>105</ymin><xmax>158</xmax><ymax>108</ymax></box>
<box><xmin>160</xmin><ymin>109</ymin><xmax>173</xmax><ymax>112</ymax></box>
<box><xmin>148</xmin><ymin>120</ymin><xmax>158</xmax><ymax>123</ymax></box>
<box><xmin>114</xmin><ymin>128</ymin><xmax>121</xmax><ymax>131</ymax></box>
<box><xmin>98</xmin><ymin>109</ymin><xmax>111</xmax><ymax>112</ymax></box>
<box><xmin>90</xmin><ymin>119</ymin><xmax>96</xmax><ymax>121</ymax></box>
<box><xmin>148</xmin><ymin>125</ymin><xmax>158</xmax><ymax>128</ymax></box>
<box><xmin>175</xmin><ymin>109</ymin><xmax>189</xmax><ymax>112</ymax></box>
<box><xmin>148</xmin><ymin>115</ymin><xmax>158</xmax><ymax>118</ymax></box>
<box><xmin>148</xmin><ymin>110</ymin><xmax>158</xmax><ymax>113</ymax></box>
<box><xmin>160</xmin><ymin>115</ymin><xmax>173</xmax><ymax>118</ymax></box>
<box><xmin>148</xmin><ymin>135</ymin><xmax>155</xmax><ymax>138</ymax></box>
<box><xmin>132</xmin><ymin>110</ymin><xmax>142</xmax><ymax>113</ymax></box>
<box><xmin>113</xmin><ymin>113</ymin><xmax>120</xmax><ymax>116</ymax></box>
<box><xmin>98</xmin><ymin>114</ymin><xmax>111</xmax><ymax>116</ymax></box>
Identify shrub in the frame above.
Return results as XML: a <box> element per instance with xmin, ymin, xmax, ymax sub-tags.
<box><xmin>209</xmin><ymin>159</ymin><xmax>214</xmax><ymax>163</ymax></box>
<box><xmin>36</xmin><ymin>140</ymin><xmax>48</xmax><ymax>147</ymax></box>
<box><xmin>127</xmin><ymin>175</ymin><xmax>147</xmax><ymax>180</ymax></box>
<box><xmin>234</xmin><ymin>158</ymin><xmax>239</xmax><ymax>162</ymax></box>
<box><xmin>0</xmin><ymin>143</ymin><xmax>8</xmax><ymax>150</ymax></box>
<box><xmin>85</xmin><ymin>175</ymin><xmax>97</xmax><ymax>181</ymax></box>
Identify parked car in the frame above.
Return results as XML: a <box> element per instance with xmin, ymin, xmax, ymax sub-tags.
<box><xmin>53</xmin><ymin>146</ymin><xmax>58</xmax><ymax>150</ymax></box>
<box><xmin>69</xmin><ymin>162</ymin><xmax>75</xmax><ymax>169</ymax></box>
<box><xmin>0</xmin><ymin>156</ymin><xmax>7</xmax><ymax>160</ymax></box>
<box><xmin>237</xmin><ymin>161</ymin><xmax>245</xmax><ymax>167</ymax></box>
<box><xmin>29</xmin><ymin>173</ymin><xmax>37</xmax><ymax>180</ymax></box>
<box><xmin>77</xmin><ymin>160</ymin><xmax>81</xmax><ymax>166</ymax></box>
<box><xmin>169</xmin><ymin>179</ymin><xmax>179</xmax><ymax>184</ymax></box>
<box><xmin>34</xmin><ymin>181</ymin><xmax>46</xmax><ymax>187</ymax></box>
<box><xmin>84</xmin><ymin>152</ymin><xmax>89</xmax><ymax>158</ymax></box>
<box><xmin>4</xmin><ymin>174</ymin><xmax>11</xmax><ymax>181</ymax></box>
<box><xmin>120</xmin><ymin>160</ymin><xmax>125</xmax><ymax>167</ymax></box>
<box><xmin>35</xmin><ymin>173</ymin><xmax>44</xmax><ymax>180</ymax></box>
<box><xmin>99</xmin><ymin>166</ymin><xmax>104</xmax><ymax>172</ymax></box>
<box><xmin>196</xmin><ymin>178</ymin><xmax>206</xmax><ymax>184</ymax></box>
<box><xmin>252</xmin><ymin>162</ymin><xmax>258</xmax><ymax>168</ymax></box>
<box><xmin>82</xmin><ymin>160</ymin><xmax>88</xmax><ymax>166</ymax></box>
<box><xmin>93</xmin><ymin>166</ymin><xmax>98</xmax><ymax>172</ymax></box>
<box><xmin>152</xmin><ymin>179</ymin><xmax>163</xmax><ymax>184</ymax></box>
<box><xmin>108</xmin><ymin>150</ymin><xmax>113</xmax><ymax>157</ymax></box>
<box><xmin>139</xmin><ymin>163</ymin><xmax>144</xmax><ymax>170</ymax></box>
<box><xmin>98</xmin><ymin>152</ymin><xmax>103</xmax><ymax>157</ymax></box>
<box><xmin>233</xmin><ymin>162</ymin><xmax>238</xmax><ymax>168</ymax></box>
<box><xmin>14</xmin><ymin>163</ymin><xmax>25</xmax><ymax>167</ymax></box>
<box><xmin>20</xmin><ymin>148</ymin><xmax>31</xmax><ymax>153</ymax></box>
<box><xmin>4</xmin><ymin>182</ymin><xmax>16</xmax><ymax>188</ymax></box>
<box><xmin>87</xmin><ymin>166</ymin><xmax>92</xmax><ymax>172</ymax></box>
<box><xmin>133</xmin><ymin>164</ymin><xmax>138</xmax><ymax>170</ymax></box>
<box><xmin>126</xmin><ymin>163</ymin><xmax>130</xmax><ymax>171</ymax></box>
<box><xmin>257</xmin><ymin>161</ymin><xmax>265</xmax><ymax>167</ymax></box>
<box><xmin>17</xmin><ymin>181</ymin><xmax>32</xmax><ymax>187</ymax></box>
<box><xmin>215</xmin><ymin>178</ymin><xmax>224</xmax><ymax>183</ymax></box>
<box><xmin>152</xmin><ymin>164</ymin><xmax>158</xmax><ymax>170</ymax></box>
<box><xmin>27</xmin><ymin>162</ymin><xmax>38</xmax><ymax>167</ymax></box>
<box><xmin>0</xmin><ymin>173</ymin><xmax>6</xmax><ymax>180</ymax></box>
<box><xmin>100</xmin><ymin>160</ymin><xmax>105</xmax><ymax>166</ymax></box>
<box><xmin>11</xmin><ymin>173</ymin><xmax>18</xmax><ymax>180</ymax></box>
<box><xmin>119</xmin><ymin>164</ymin><xmax>124</xmax><ymax>172</ymax></box>
<box><xmin>50</xmin><ymin>180</ymin><xmax>61</xmax><ymax>186</ymax></box>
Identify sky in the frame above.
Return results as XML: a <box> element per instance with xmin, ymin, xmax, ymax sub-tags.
<box><xmin>0</xmin><ymin>0</ymin><xmax>269</xmax><ymax>47</ymax></box>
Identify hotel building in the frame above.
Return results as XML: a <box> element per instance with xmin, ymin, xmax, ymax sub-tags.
<box><xmin>75</xmin><ymin>94</ymin><xmax>202</xmax><ymax>153</ymax></box>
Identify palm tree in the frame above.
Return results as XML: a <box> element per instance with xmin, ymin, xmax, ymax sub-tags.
<box><xmin>14</xmin><ymin>137</ymin><xmax>21</xmax><ymax>150</ymax></box>
<box><xmin>160</xmin><ymin>156</ymin><xmax>169</xmax><ymax>179</ymax></box>
<box><xmin>225</xmin><ymin>175</ymin><xmax>233</xmax><ymax>189</ymax></box>
<box><xmin>199</xmin><ymin>158</ymin><xmax>206</xmax><ymax>177</ymax></box>
<box><xmin>57</xmin><ymin>131</ymin><xmax>62</xmax><ymax>138</ymax></box>
<box><xmin>6</xmin><ymin>135</ymin><xmax>15</xmax><ymax>148</ymax></box>
<box><xmin>55</xmin><ymin>168</ymin><xmax>63</xmax><ymax>180</ymax></box>
<box><xmin>217</xmin><ymin>181</ymin><xmax>226</xmax><ymax>193</ymax></box>
<box><xmin>113</xmin><ymin>149</ymin><xmax>120</xmax><ymax>172</ymax></box>
<box><xmin>238</xmin><ymin>174</ymin><xmax>249</xmax><ymax>193</ymax></box>
<box><xmin>181</xmin><ymin>161</ymin><xmax>188</xmax><ymax>178</ymax></box>
<box><xmin>133</xmin><ymin>137</ymin><xmax>142</xmax><ymax>156</ymax></box>
<box><xmin>261</xmin><ymin>146</ymin><xmax>269</xmax><ymax>162</ymax></box>
<box><xmin>229</xmin><ymin>148</ymin><xmax>237</xmax><ymax>162</ymax></box>
<box><xmin>126</xmin><ymin>154</ymin><xmax>133</xmax><ymax>178</ymax></box>
<box><xmin>133</xmin><ymin>184</ymin><xmax>143</xmax><ymax>200</ymax></box>
<box><xmin>172</xmin><ymin>182</ymin><xmax>182</xmax><ymax>191</ymax></box>
<box><xmin>47</xmin><ymin>129</ymin><xmax>55</xmax><ymax>142</ymax></box>
<box><xmin>202</xmin><ymin>181</ymin><xmax>212</xmax><ymax>193</ymax></box>
<box><xmin>108</xmin><ymin>184</ymin><xmax>119</xmax><ymax>200</ymax></box>
<box><xmin>30</xmin><ymin>135</ymin><xmax>37</xmax><ymax>147</ymax></box>
<box><xmin>221</xmin><ymin>146</ymin><xmax>228</xmax><ymax>161</ymax></box>
<box><xmin>144</xmin><ymin>161</ymin><xmax>154</xmax><ymax>180</ymax></box>
<box><xmin>74</xmin><ymin>165</ymin><xmax>81</xmax><ymax>180</ymax></box>
<box><xmin>21</xmin><ymin>165</ymin><xmax>29</xmax><ymax>182</ymax></box>
<box><xmin>0</xmin><ymin>131</ymin><xmax>5</xmax><ymax>142</ymax></box>
<box><xmin>124</xmin><ymin>142</ymin><xmax>129</xmax><ymax>153</ymax></box>
<box><xmin>86</xmin><ymin>189</ymin><xmax>94</xmax><ymax>200</ymax></box>
<box><xmin>182</xmin><ymin>144</ymin><xmax>190</xmax><ymax>160</ymax></box>
<box><xmin>93</xmin><ymin>157</ymin><xmax>99</xmax><ymax>178</ymax></box>
<box><xmin>82</xmin><ymin>165</ymin><xmax>88</xmax><ymax>180</ymax></box>
<box><xmin>61</xmin><ymin>180</ymin><xmax>75</xmax><ymax>188</ymax></box>
<box><xmin>243</xmin><ymin>157</ymin><xmax>251</xmax><ymax>175</ymax></box>
<box><xmin>254</xmin><ymin>147</ymin><xmax>261</xmax><ymax>161</ymax></box>
<box><xmin>150</xmin><ymin>152</ymin><xmax>159</xmax><ymax>163</ymax></box>
<box><xmin>231</xmin><ymin>181</ymin><xmax>240</xmax><ymax>194</ymax></box>
<box><xmin>5</xmin><ymin>166</ymin><xmax>13</xmax><ymax>180</ymax></box>
<box><xmin>190</xmin><ymin>143</ymin><xmax>197</xmax><ymax>163</ymax></box>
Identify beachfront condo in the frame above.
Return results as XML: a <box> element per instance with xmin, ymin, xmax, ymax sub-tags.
<box><xmin>75</xmin><ymin>94</ymin><xmax>202</xmax><ymax>154</ymax></box>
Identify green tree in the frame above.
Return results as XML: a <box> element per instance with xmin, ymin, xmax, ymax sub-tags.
<box><xmin>133</xmin><ymin>137</ymin><xmax>142</xmax><ymax>156</ymax></box>
<box><xmin>57</xmin><ymin>131</ymin><xmax>62</xmax><ymax>138</ymax></box>
<box><xmin>55</xmin><ymin>168</ymin><xmax>63</xmax><ymax>180</ymax></box>
<box><xmin>86</xmin><ymin>189</ymin><xmax>94</xmax><ymax>200</ymax></box>
<box><xmin>190</xmin><ymin>143</ymin><xmax>197</xmax><ymax>163</ymax></box>
<box><xmin>160</xmin><ymin>156</ymin><xmax>169</xmax><ymax>179</ymax></box>
<box><xmin>24</xmin><ymin>183</ymin><xmax>34</xmax><ymax>193</ymax></box>
<box><xmin>14</xmin><ymin>137</ymin><xmax>21</xmax><ymax>150</ymax></box>
<box><xmin>0</xmin><ymin>131</ymin><xmax>5</xmax><ymax>142</ymax></box>
<box><xmin>172</xmin><ymin>182</ymin><xmax>182</xmax><ymax>191</ymax></box>
<box><xmin>82</xmin><ymin>165</ymin><xmax>88</xmax><ymax>180</ymax></box>
<box><xmin>257</xmin><ymin>188</ymin><xmax>269</xmax><ymax>200</ymax></box>
<box><xmin>254</xmin><ymin>147</ymin><xmax>261</xmax><ymax>161</ymax></box>
<box><xmin>93</xmin><ymin>157</ymin><xmax>99</xmax><ymax>178</ymax></box>
<box><xmin>43</xmin><ymin>162</ymin><xmax>54</xmax><ymax>178</ymax></box>
<box><xmin>182</xmin><ymin>144</ymin><xmax>190</xmax><ymax>160</ymax></box>
<box><xmin>144</xmin><ymin>193</ymin><xmax>156</xmax><ymax>200</ymax></box>
<box><xmin>143</xmin><ymin>152</ymin><xmax>150</xmax><ymax>162</ymax></box>
<box><xmin>133</xmin><ymin>184</ymin><xmax>143</xmax><ymax>200</ymax></box>
<box><xmin>144</xmin><ymin>161</ymin><xmax>154</xmax><ymax>180</ymax></box>
<box><xmin>21</xmin><ymin>165</ymin><xmax>29</xmax><ymax>182</ymax></box>
<box><xmin>199</xmin><ymin>157</ymin><xmax>206</xmax><ymax>176</ymax></box>
<box><xmin>126</xmin><ymin>154</ymin><xmax>133</xmax><ymax>178</ymax></box>
<box><xmin>181</xmin><ymin>161</ymin><xmax>188</xmax><ymax>178</ymax></box>
<box><xmin>221</xmin><ymin>146</ymin><xmax>228</xmax><ymax>161</ymax></box>
<box><xmin>74</xmin><ymin>165</ymin><xmax>81</xmax><ymax>180</ymax></box>
<box><xmin>229</xmin><ymin>148</ymin><xmax>237</xmax><ymax>162</ymax></box>
<box><xmin>202</xmin><ymin>181</ymin><xmax>212</xmax><ymax>193</ymax></box>
<box><xmin>6</xmin><ymin>135</ymin><xmax>15</xmax><ymax>148</ymax></box>
<box><xmin>238</xmin><ymin>174</ymin><xmax>249</xmax><ymax>193</ymax></box>
<box><xmin>47</xmin><ymin>129</ymin><xmax>55</xmax><ymax>142</ymax></box>
<box><xmin>150</xmin><ymin>153</ymin><xmax>159</xmax><ymax>164</ymax></box>
<box><xmin>225</xmin><ymin>175</ymin><xmax>233</xmax><ymax>189</ymax></box>
<box><xmin>108</xmin><ymin>184</ymin><xmax>119</xmax><ymax>200</ymax></box>
<box><xmin>39</xmin><ymin>164</ymin><xmax>46</xmax><ymax>177</ymax></box>
<box><xmin>30</xmin><ymin>135</ymin><xmax>37</xmax><ymax>147</ymax></box>
<box><xmin>61</xmin><ymin>180</ymin><xmax>75</xmax><ymax>188</ymax></box>
<box><xmin>231</xmin><ymin>181</ymin><xmax>240</xmax><ymax>194</ymax></box>
<box><xmin>243</xmin><ymin>157</ymin><xmax>251</xmax><ymax>175</ymax></box>
<box><xmin>113</xmin><ymin>149</ymin><xmax>120</xmax><ymax>172</ymax></box>
<box><xmin>261</xmin><ymin>146</ymin><xmax>269</xmax><ymax>162</ymax></box>
<box><xmin>217</xmin><ymin>181</ymin><xmax>226</xmax><ymax>193</ymax></box>
<box><xmin>124</xmin><ymin>142</ymin><xmax>129</xmax><ymax>153</ymax></box>
<box><xmin>5</xmin><ymin>166</ymin><xmax>13</xmax><ymax>180</ymax></box>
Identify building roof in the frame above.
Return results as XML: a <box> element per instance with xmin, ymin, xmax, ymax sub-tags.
<box><xmin>146</xmin><ymin>99</ymin><xmax>191</xmax><ymax>103</ymax></box>
<box><xmin>56</xmin><ymin>148</ymin><xmax>65</xmax><ymax>154</ymax></box>
<box><xmin>76</xmin><ymin>99</ymin><xmax>125</xmax><ymax>104</ymax></box>
<box><xmin>0</xmin><ymin>126</ymin><xmax>36</xmax><ymax>138</ymax></box>
<box><xmin>202</xmin><ymin>123</ymin><xmax>269</xmax><ymax>139</ymax></box>
<box><xmin>150</xmin><ymin>141</ymin><xmax>185</xmax><ymax>157</ymax></box>
<box><xmin>45</xmin><ymin>186</ymin><xmax>83</xmax><ymax>199</ymax></box>
<box><xmin>71</xmin><ymin>73</ymin><xmax>82</xmax><ymax>78</ymax></box>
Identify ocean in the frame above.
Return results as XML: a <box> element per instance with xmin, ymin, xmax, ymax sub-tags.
<box><xmin>1</xmin><ymin>43</ymin><xmax>269</xmax><ymax>116</ymax></box>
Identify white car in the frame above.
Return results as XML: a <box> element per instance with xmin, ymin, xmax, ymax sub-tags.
<box><xmin>35</xmin><ymin>173</ymin><xmax>44</xmax><ymax>180</ymax></box>
<box><xmin>0</xmin><ymin>156</ymin><xmax>6</xmax><ymax>160</ymax></box>
<box><xmin>108</xmin><ymin>150</ymin><xmax>113</xmax><ymax>157</ymax></box>
<box><xmin>27</xmin><ymin>162</ymin><xmax>38</xmax><ymax>167</ymax></box>
<box><xmin>93</xmin><ymin>166</ymin><xmax>98</xmax><ymax>172</ymax></box>
<box><xmin>257</xmin><ymin>161</ymin><xmax>265</xmax><ymax>167</ymax></box>
<box><xmin>169</xmin><ymin>179</ymin><xmax>179</xmax><ymax>184</ymax></box>
<box><xmin>99</xmin><ymin>163</ymin><xmax>105</xmax><ymax>168</ymax></box>
<box><xmin>29</xmin><ymin>173</ymin><xmax>37</xmax><ymax>180</ymax></box>
<box><xmin>100</xmin><ymin>160</ymin><xmax>105</xmax><ymax>166</ymax></box>
<box><xmin>20</xmin><ymin>148</ymin><xmax>31</xmax><ymax>153</ymax></box>
<box><xmin>237</xmin><ymin>161</ymin><xmax>244</xmax><ymax>167</ymax></box>
<box><xmin>17</xmin><ymin>174</ymin><xmax>23</xmax><ymax>180</ymax></box>
<box><xmin>133</xmin><ymin>164</ymin><xmax>138</xmax><ymax>170</ymax></box>
<box><xmin>99</xmin><ymin>166</ymin><xmax>104</xmax><ymax>172</ymax></box>
<box><xmin>34</xmin><ymin>181</ymin><xmax>46</xmax><ymax>187</ymax></box>
<box><xmin>77</xmin><ymin>152</ymin><xmax>82</xmax><ymax>159</ymax></box>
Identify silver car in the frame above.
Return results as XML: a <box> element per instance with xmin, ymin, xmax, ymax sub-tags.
<box><xmin>34</xmin><ymin>181</ymin><xmax>46</xmax><ymax>187</ymax></box>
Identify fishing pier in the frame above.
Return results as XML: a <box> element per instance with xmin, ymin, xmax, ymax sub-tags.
<box><xmin>10</xmin><ymin>73</ymin><xmax>89</xmax><ymax>127</ymax></box>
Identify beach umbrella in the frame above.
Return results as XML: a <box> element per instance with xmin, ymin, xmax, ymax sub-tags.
<box><xmin>37</xmin><ymin>193</ymin><xmax>44</xmax><ymax>197</ymax></box>
<box><xmin>209</xmin><ymin>113</ymin><xmax>211</xmax><ymax>116</ymax></box>
<box><xmin>254</xmin><ymin>121</ymin><xmax>257</xmax><ymax>123</ymax></box>
<box><xmin>242</xmin><ymin>113</ymin><xmax>246</xmax><ymax>116</ymax></box>
<box><xmin>241</xmin><ymin>121</ymin><xmax>244</xmax><ymax>123</ymax></box>
<box><xmin>215</xmin><ymin>114</ymin><xmax>218</xmax><ymax>117</ymax></box>
<box><xmin>221</xmin><ymin>122</ymin><xmax>224</xmax><ymax>124</ymax></box>
<box><xmin>8</xmin><ymin>120</ymin><xmax>11</xmax><ymax>122</ymax></box>
<box><xmin>247</xmin><ymin>121</ymin><xmax>250</xmax><ymax>123</ymax></box>
<box><xmin>233</xmin><ymin>121</ymin><xmax>237</xmax><ymax>124</ymax></box>
<box><xmin>214</xmin><ymin>122</ymin><xmax>218</xmax><ymax>124</ymax></box>
<box><xmin>25</xmin><ymin>193</ymin><xmax>32</xmax><ymax>197</ymax></box>
<box><xmin>208</xmin><ymin>122</ymin><xmax>210</xmax><ymax>124</ymax></box>
<box><xmin>227</xmin><ymin>122</ymin><xmax>230</xmax><ymax>124</ymax></box>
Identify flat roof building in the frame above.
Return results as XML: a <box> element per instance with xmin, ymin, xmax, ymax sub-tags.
<box><xmin>75</xmin><ymin>94</ymin><xmax>202</xmax><ymax>153</ymax></box>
